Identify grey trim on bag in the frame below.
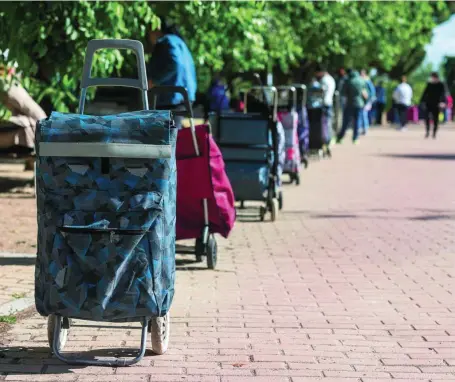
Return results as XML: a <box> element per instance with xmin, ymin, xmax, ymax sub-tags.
<box><xmin>39</xmin><ymin>142</ymin><xmax>171</xmax><ymax>159</ymax></box>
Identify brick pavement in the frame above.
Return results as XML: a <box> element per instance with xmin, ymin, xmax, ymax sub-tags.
<box><xmin>0</xmin><ymin>125</ymin><xmax>455</xmax><ymax>381</ymax></box>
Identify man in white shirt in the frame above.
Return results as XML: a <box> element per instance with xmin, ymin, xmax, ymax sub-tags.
<box><xmin>315</xmin><ymin>64</ymin><xmax>336</xmax><ymax>142</ymax></box>
<box><xmin>392</xmin><ymin>76</ymin><xmax>413</xmax><ymax>131</ymax></box>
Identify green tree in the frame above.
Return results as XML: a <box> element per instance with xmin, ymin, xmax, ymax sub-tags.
<box><xmin>0</xmin><ymin>1</ymin><xmax>159</xmax><ymax>113</ymax></box>
<box><xmin>0</xmin><ymin>0</ymin><xmax>452</xmax><ymax>113</ymax></box>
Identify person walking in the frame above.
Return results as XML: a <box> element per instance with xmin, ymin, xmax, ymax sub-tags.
<box><xmin>336</xmin><ymin>68</ymin><xmax>347</xmax><ymax>111</ymax></box>
<box><xmin>420</xmin><ymin>72</ymin><xmax>446</xmax><ymax>138</ymax></box>
<box><xmin>374</xmin><ymin>81</ymin><xmax>386</xmax><ymax>125</ymax></box>
<box><xmin>146</xmin><ymin>17</ymin><xmax>197</xmax><ymax>128</ymax></box>
<box><xmin>360</xmin><ymin>69</ymin><xmax>376</xmax><ymax>135</ymax></box>
<box><xmin>392</xmin><ymin>76</ymin><xmax>413</xmax><ymax>131</ymax></box>
<box><xmin>336</xmin><ymin>69</ymin><xmax>368</xmax><ymax>145</ymax></box>
<box><xmin>315</xmin><ymin>64</ymin><xmax>336</xmax><ymax>143</ymax></box>
<box><xmin>207</xmin><ymin>77</ymin><xmax>229</xmax><ymax>114</ymax></box>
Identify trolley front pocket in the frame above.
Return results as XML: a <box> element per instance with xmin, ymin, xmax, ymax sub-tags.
<box><xmin>37</xmin><ymin>205</ymin><xmax>164</xmax><ymax>321</ymax></box>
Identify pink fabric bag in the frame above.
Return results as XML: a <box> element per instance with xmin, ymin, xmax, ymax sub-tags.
<box><xmin>176</xmin><ymin>124</ymin><xmax>236</xmax><ymax>240</ymax></box>
<box><xmin>407</xmin><ymin>105</ymin><xmax>419</xmax><ymax>123</ymax></box>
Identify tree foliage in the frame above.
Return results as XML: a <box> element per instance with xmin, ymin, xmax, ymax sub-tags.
<box><xmin>443</xmin><ymin>56</ymin><xmax>455</xmax><ymax>97</ymax></box>
<box><xmin>0</xmin><ymin>1</ymin><xmax>159</xmax><ymax>112</ymax></box>
<box><xmin>0</xmin><ymin>0</ymin><xmax>451</xmax><ymax>112</ymax></box>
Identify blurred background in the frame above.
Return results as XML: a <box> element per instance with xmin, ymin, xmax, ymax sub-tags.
<box><xmin>0</xmin><ymin>1</ymin><xmax>454</xmax><ymax>118</ymax></box>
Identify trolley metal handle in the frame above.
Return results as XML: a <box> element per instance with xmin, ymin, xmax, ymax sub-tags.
<box><xmin>276</xmin><ymin>86</ymin><xmax>297</xmax><ymax>111</ymax></box>
<box><xmin>79</xmin><ymin>39</ymin><xmax>148</xmax><ymax>114</ymax></box>
<box><xmin>243</xmin><ymin>86</ymin><xmax>278</xmax><ymax>122</ymax></box>
<box><xmin>291</xmin><ymin>84</ymin><xmax>307</xmax><ymax>111</ymax></box>
<box><xmin>148</xmin><ymin>86</ymin><xmax>200</xmax><ymax>157</ymax></box>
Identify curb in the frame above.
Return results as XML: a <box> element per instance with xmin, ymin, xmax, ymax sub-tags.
<box><xmin>0</xmin><ymin>297</ymin><xmax>34</xmax><ymax>316</ymax></box>
<box><xmin>0</xmin><ymin>252</ymin><xmax>36</xmax><ymax>316</ymax></box>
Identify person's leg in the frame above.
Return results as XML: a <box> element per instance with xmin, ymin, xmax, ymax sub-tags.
<box><xmin>432</xmin><ymin>105</ymin><xmax>440</xmax><ymax>138</ymax></box>
<box><xmin>425</xmin><ymin>105</ymin><xmax>431</xmax><ymax>137</ymax></box>
<box><xmin>337</xmin><ymin>106</ymin><xmax>352</xmax><ymax>142</ymax></box>
<box><xmin>376</xmin><ymin>102</ymin><xmax>384</xmax><ymax>125</ymax></box>
<box><xmin>398</xmin><ymin>104</ymin><xmax>407</xmax><ymax>130</ymax></box>
<box><xmin>324</xmin><ymin>106</ymin><xmax>333</xmax><ymax>143</ymax></box>
<box><xmin>402</xmin><ymin>106</ymin><xmax>409</xmax><ymax>128</ymax></box>
<box><xmin>352</xmin><ymin>107</ymin><xmax>362</xmax><ymax>142</ymax></box>
<box><xmin>361</xmin><ymin>107</ymin><xmax>370</xmax><ymax>134</ymax></box>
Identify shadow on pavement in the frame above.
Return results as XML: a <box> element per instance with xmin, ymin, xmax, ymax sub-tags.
<box><xmin>0</xmin><ymin>345</ymin><xmax>160</xmax><ymax>373</ymax></box>
<box><xmin>0</xmin><ymin>256</ymin><xmax>35</xmax><ymax>266</ymax></box>
<box><xmin>282</xmin><ymin>210</ymin><xmax>455</xmax><ymax>221</ymax></box>
<box><xmin>0</xmin><ymin>177</ymin><xmax>33</xmax><ymax>194</ymax></box>
<box><xmin>381</xmin><ymin>153</ymin><xmax>455</xmax><ymax>161</ymax></box>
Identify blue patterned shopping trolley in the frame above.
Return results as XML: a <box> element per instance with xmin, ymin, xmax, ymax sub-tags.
<box><xmin>34</xmin><ymin>40</ymin><xmax>177</xmax><ymax>366</ymax></box>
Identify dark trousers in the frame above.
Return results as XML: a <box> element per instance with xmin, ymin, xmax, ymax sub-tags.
<box><xmin>375</xmin><ymin>102</ymin><xmax>385</xmax><ymax>125</ymax></box>
<box><xmin>396</xmin><ymin>104</ymin><xmax>408</xmax><ymax>128</ymax></box>
<box><xmin>425</xmin><ymin>104</ymin><xmax>440</xmax><ymax>136</ymax></box>
<box><xmin>337</xmin><ymin>106</ymin><xmax>362</xmax><ymax>142</ymax></box>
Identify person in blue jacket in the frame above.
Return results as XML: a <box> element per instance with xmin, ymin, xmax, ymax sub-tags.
<box><xmin>147</xmin><ymin>18</ymin><xmax>197</xmax><ymax>128</ymax></box>
<box><xmin>360</xmin><ymin>69</ymin><xmax>376</xmax><ymax>134</ymax></box>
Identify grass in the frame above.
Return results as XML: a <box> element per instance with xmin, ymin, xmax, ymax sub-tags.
<box><xmin>0</xmin><ymin>315</ymin><xmax>16</xmax><ymax>324</ymax></box>
<box><xmin>11</xmin><ymin>292</ymin><xmax>27</xmax><ymax>300</ymax></box>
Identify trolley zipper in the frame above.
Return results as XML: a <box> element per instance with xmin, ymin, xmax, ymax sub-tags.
<box><xmin>59</xmin><ymin>227</ymin><xmax>148</xmax><ymax>234</ymax></box>
<box><xmin>59</xmin><ymin>227</ymin><xmax>148</xmax><ymax>243</ymax></box>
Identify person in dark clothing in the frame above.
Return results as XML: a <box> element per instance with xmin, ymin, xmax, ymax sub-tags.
<box><xmin>420</xmin><ymin>72</ymin><xmax>447</xmax><ymax>138</ymax></box>
<box><xmin>374</xmin><ymin>81</ymin><xmax>386</xmax><ymax>125</ymax></box>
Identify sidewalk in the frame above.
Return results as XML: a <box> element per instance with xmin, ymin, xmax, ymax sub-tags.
<box><xmin>0</xmin><ymin>125</ymin><xmax>455</xmax><ymax>381</ymax></box>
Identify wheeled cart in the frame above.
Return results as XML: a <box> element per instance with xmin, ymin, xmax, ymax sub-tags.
<box><xmin>35</xmin><ymin>39</ymin><xmax>176</xmax><ymax>366</ymax></box>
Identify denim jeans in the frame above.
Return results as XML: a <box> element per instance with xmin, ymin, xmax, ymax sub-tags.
<box><xmin>323</xmin><ymin>105</ymin><xmax>333</xmax><ymax>142</ymax></box>
<box><xmin>361</xmin><ymin>107</ymin><xmax>370</xmax><ymax>134</ymax></box>
<box><xmin>337</xmin><ymin>106</ymin><xmax>362</xmax><ymax>142</ymax></box>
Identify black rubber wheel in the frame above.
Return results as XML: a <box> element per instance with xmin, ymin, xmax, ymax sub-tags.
<box><xmin>195</xmin><ymin>237</ymin><xmax>204</xmax><ymax>262</ymax></box>
<box><xmin>259</xmin><ymin>206</ymin><xmax>266</xmax><ymax>221</ymax></box>
<box><xmin>278</xmin><ymin>191</ymin><xmax>283</xmax><ymax>210</ymax></box>
<box><xmin>295</xmin><ymin>173</ymin><xmax>300</xmax><ymax>186</ymax></box>
<box><xmin>270</xmin><ymin>198</ymin><xmax>279</xmax><ymax>222</ymax></box>
<box><xmin>302</xmin><ymin>157</ymin><xmax>309</xmax><ymax>168</ymax></box>
<box><xmin>206</xmin><ymin>235</ymin><xmax>217</xmax><ymax>270</ymax></box>
<box><xmin>47</xmin><ymin>315</ymin><xmax>71</xmax><ymax>352</ymax></box>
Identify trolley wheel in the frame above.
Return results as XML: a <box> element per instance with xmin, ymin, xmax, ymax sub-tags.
<box><xmin>206</xmin><ymin>234</ymin><xmax>217</xmax><ymax>270</ymax></box>
<box><xmin>259</xmin><ymin>206</ymin><xmax>266</xmax><ymax>221</ymax></box>
<box><xmin>302</xmin><ymin>157</ymin><xmax>309</xmax><ymax>168</ymax></box>
<box><xmin>278</xmin><ymin>191</ymin><xmax>283</xmax><ymax>210</ymax></box>
<box><xmin>150</xmin><ymin>312</ymin><xmax>170</xmax><ymax>355</ymax></box>
<box><xmin>47</xmin><ymin>315</ymin><xmax>70</xmax><ymax>352</ymax></box>
<box><xmin>295</xmin><ymin>173</ymin><xmax>301</xmax><ymax>186</ymax></box>
<box><xmin>195</xmin><ymin>237</ymin><xmax>204</xmax><ymax>262</ymax></box>
<box><xmin>270</xmin><ymin>198</ymin><xmax>279</xmax><ymax>222</ymax></box>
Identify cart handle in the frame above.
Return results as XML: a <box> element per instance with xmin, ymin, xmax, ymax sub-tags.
<box><xmin>276</xmin><ymin>86</ymin><xmax>297</xmax><ymax>112</ymax></box>
<box><xmin>79</xmin><ymin>39</ymin><xmax>148</xmax><ymax>114</ymax></box>
<box><xmin>149</xmin><ymin>86</ymin><xmax>199</xmax><ymax>157</ymax></box>
<box><xmin>290</xmin><ymin>84</ymin><xmax>307</xmax><ymax>111</ymax></box>
<box><xmin>243</xmin><ymin>86</ymin><xmax>278</xmax><ymax>122</ymax></box>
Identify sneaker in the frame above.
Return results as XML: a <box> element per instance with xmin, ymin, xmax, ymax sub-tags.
<box><xmin>336</xmin><ymin>138</ymin><xmax>343</xmax><ymax>144</ymax></box>
<box><xmin>353</xmin><ymin>139</ymin><xmax>359</xmax><ymax>145</ymax></box>
<box><xmin>425</xmin><ymin>132</ymin><xmax>430</xmax><ymax>138</ymax></box>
